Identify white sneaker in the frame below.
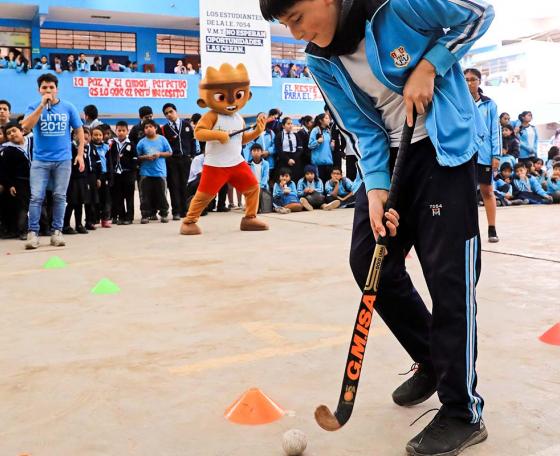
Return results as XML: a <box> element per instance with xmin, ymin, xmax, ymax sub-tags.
<box><xmin>321</xmin><ymin>200</ymin><xmax>341</xmax><ymax>211</ymax></box>
<box><xmin>25</xmin><ymin>231</ymin><xmax>40</xmax><ymax>250</ymax></box>
<box><xmin>300</xmin><ymin>197</ymin><xmax>314</xmax><ymax>211</ymax></box>
<box><xmin>50</xmin><ymin>230</ymin><xmax>66</xmax><ymax>247</ymax></box>
<box><xmin>274</xmin><ymin>206</ymin><xmax>291</xmax><ymax>214</ymax></box>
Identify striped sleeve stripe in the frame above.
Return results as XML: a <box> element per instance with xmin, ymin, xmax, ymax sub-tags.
<box><xmin>446</xmin><ymin>0</ymin><xmax>488</xmax><ymax>53</ymax></box>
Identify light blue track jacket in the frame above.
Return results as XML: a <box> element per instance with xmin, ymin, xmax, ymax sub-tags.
<box><xmin>476</xmin><ymin>95</ymin><xmax>501</xmax><ymax>165</ymax></box>
<box><xmin>306</xmin><ymin>0</ymin><xmax>494</xmax><ymax>192</ymax></box>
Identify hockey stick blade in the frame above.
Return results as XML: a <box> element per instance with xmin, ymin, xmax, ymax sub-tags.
<box><xmin>315</xmin><ymin>111</ymin><xmax>417</xmax><ymax>432</ymax></box>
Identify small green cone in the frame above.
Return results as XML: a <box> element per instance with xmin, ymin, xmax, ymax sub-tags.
<box><xmin>43</xmin><ymin>256</ymin><xmax>67</xmax><ymax>269</ymax></box>
<box><xmin>91</xmin><ymin>278</ymin><xmax>121</xmax><ymax>295</ymax></box>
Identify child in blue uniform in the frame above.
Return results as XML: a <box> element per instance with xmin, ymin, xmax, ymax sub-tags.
<box><xmin>297</xmin><ymin>164</ymin><xmax>325</xmax><ymax>211</ymax></box>
<box><xmin>261</xmin><ymin>0</ymin><xmax>494</xmax><ymax>454</ymax></box>
<box><xmin>272</xmin><ymin>168</ymin><xmax>302</xmax><ymax>213</ymax></box>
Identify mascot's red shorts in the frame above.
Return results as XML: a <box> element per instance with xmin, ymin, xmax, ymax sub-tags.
<box><xmin>198</xmin><ymin>162</ymin><xmax>258</xmax><ymax>195</ymax></box>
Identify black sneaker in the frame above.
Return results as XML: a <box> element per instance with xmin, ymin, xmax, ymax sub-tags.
<box><xmin>406</xmin><ymin>411</ymin><xmax>488</xmax><ymax>456</ymax></box>
<box><xmin>85</xmin><ymin>223</ymin><xmax>97</xmax><ymax>231</ymax></box>
<box><xmin>488</xmin><ymin>226</ymin><xmax>499</xmax><ymax>243</ymax></box>
<box><xmin>76</xmin><ymin>225</ymin><xmax>88</xmax><ymax>234</ymax></box>
<box><xmin>149</xmin><ymin>215</ymin><xmax>158</xmax><ymax>221</ymax></box>
<box><xmin>62</xmin><ymin>226</ymin><xmax>77</xmax><ymax>235</ymax></box>
<box><xmin>141</xmin><ymin>217</ymin><xmax>149</xmax><ymax>224</ymax></box>
<box><xmin>392</xmin><ymin>363</ymin><xmax>437</xmax><ymax>407</ymax></box>
<box><xmin>172</xmin><ymin>214</ymin><xmax>181</xmax><ymax>221</ymax></box>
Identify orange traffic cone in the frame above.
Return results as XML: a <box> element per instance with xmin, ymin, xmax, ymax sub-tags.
<box><xmin>224</xmin><ymin>388</ymin><xmax>285</xmax><ymax>425</ymax></box>
<box><xmin>539</xmin><ymin>323</ymin><xmax>560</xmax><ymax>346</ymax></box>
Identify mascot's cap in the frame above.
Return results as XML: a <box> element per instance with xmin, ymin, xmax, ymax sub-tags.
<box><xmin>200</xmin><ymin>63</ymin><xmax>250</xmax><ymax>89</ymax></box>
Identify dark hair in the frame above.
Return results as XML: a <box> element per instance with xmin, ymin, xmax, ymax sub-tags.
<box><xmin>281</xmin><ymin>117</ymin><xmax>292</xmax><ymax>126</ymax></box>
<box><xmin>116</xmin><ymin>120</ymin><xmax>129</xmax><ymax>129</ymax></box>
<box><xmin>268</xmin><ymin>108</ymin><xmax>281</xmax><ymax>117</ymax></box>
<box><xmin>162</xmin><ymin>103</ymin><xmax>177</xmax><ymax>114</ymax></box>
<box><xmin>463</xmin><ymin>68</ymin><xmax>483</xmax><ymax>94</ymax></box>
<box><xmin>190</xmin><ymin>113</ymin><xmax>202</xmax><ymax>124</ymax></box>
<box><xmin>91</xmin><ymin>125</ymin><xmax>104</xmax><ymax>135</ymax></box>
<box><xmin>278</xmin><ymin>167</ymin><xmax>292</xmax><ymax>177</ymax></box>
<box><xmin>502</xmin><ymin>124</ymin><xmax>514</xmax><ymax>133</ymax></box>
<box><xmin>299</xmin><ymin>115</ymin><xmax>313</xmax><ymax>126</ymax></box>
<box><xmin>314</xmin><ymin>113</ymin><xmax>328</xmax><ymax>129</ymax></box>
<box><xmin>332</xmin><ymin>166</ymin><xmax>343</xmax><ymax>173</ymax></box>
<box><xmin>260</xmin><ymin>0</ymin><xmax>299</xmax><ymax>21</ymax></box>
<box><xmin>0</xmin><ymin>99</ymin><xmax>11</xmax><ymax>111</ymax></box>
<box><xmin>548</xmin><ymin>146</ymin><xmax>559</xmax><ymax>160</ymax></box>
<box><xmin>82</xmin><ymin>126</ymin><xmax>91</xmax><ymax>136</ymax></box>
<box><xmin>139</xmin><ymin>106</ymin><xmax>153</xmax><ymax>118</ymax></box>
<box><xmin>143</xmin><ymin>119</ymin><xmax>158</xmax><ymax>129</ymax></box>
<box><xmin>37</xmin><ymin>73</ymin><xmax>58</xmax><ymax>88</ymax></box>
<box><xmin>499</xmin><ymin>162</ymin><xmax>512</xmax><ymax>172</ymax></box>
<box><xmin>79</xmin><ymin>53</ymin><xmax>85</xmax><ymax>57</ymax></box>
<box><xmin>518</xmin><ymin>111</ymin><xmax>532</xmax><ymax>122</ymax></box>
<box><xmin>83</xmin><ymin>104</ymin><xmax>98</xmax><ymax>120</ymax></box>
<box><xmin>303</xmin><ymin>164</ymin><xmax>318</xmax><ymax>181</ymax></box>
<box><xmin>250</xmin><ymin>143</ymin><xmax>264</xmax><ymax>152</ymax></box>
<box><xmin>94</xmin><ymin>56</ymin><xmax>101</xmax><ymax>63</ymax></box>
<box><xmin>553</xmin><ymin>162</ymin><xmax>560</xmax><ymax>170</ymax></box>
<box><xmin>535</xmin><ymin>158</ymin><xmax>544</xmax><ymax>165</ymax></box>
<box><xmin>3</xmin><ymin>120</ymin><xmax>22</xmax><ymax>133</ymax></box>
<box><xmin>499</xmin><ymin>112</ymin><xmax>510</xmax><ymax>120</ymax></box>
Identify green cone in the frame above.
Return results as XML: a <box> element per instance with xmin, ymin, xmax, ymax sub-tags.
<box><xmin>43</xmin><ymin>256</ymin><xmax>67</xmax><ymax>269</ymax></box>
<box><xmin>91</xmin><ymin>278</ymin><xmax>121</xmax><ymax>295</ymax></box>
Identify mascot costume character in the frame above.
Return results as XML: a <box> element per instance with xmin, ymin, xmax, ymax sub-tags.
<box><xmin>180</xmin><ymin>63</ymin><xmax>268</xmax><ymax>235</ymax></box>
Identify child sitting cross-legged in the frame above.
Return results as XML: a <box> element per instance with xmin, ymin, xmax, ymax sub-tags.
<box><xmin>512</xmin><ymin>162</ymin><xmax>553</xmax><ymax>204</ymax></box>
<box><xmin>494</xmin><ymin>162</ymin><xmax>526</xmax><ymax>206</ymax></box>
<box><xmin>324</xmin><ymin>167</ymin><xmax>354</xmax><ymax>209</ymax></box>
<box><xmin>297</xmin><ymin>164</ymin><xmax>325</xmax><ymax>211</ymax></box>
<box><xmin>546</xmin><ymin>162</ymin><xmax>560</xmax><ymax>203</ymax></box>
<box><xmin>272</xmin><ymin>168</ymin><xmax>302</xmax><ymax>214</ymax></box>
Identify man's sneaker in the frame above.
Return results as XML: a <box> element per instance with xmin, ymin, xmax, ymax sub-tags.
<box><xmin>140</xmin><ymin>217</ymin><xmax>149</xmax><ymax>224</ymax></box>
<box><xmin>25</xmin><ymin>231</ymin><xmax>40</xmax><ymax>250</ymax></box>
<box><xmin>76</xmin><ymin>225</ymin><xmax>88</xmax><ymax>234</ymax></box>
<box><xmin>300</xmin><ymin>197</ymin><xmax>314</xmax><ymax>211</ymax></box>
<box><xmin>406</xmin><ymin>411</ymin><xmax>488</xmax><ymax>456</ymax></box>
<box><xmin>85</xmin><ymin>223</ymin><xmax>96</xmax><ymax>231</ymax></box>
<box><xmin>50</xmin><ymin>230</ymin><xmax>66</xmax><ymax>247</ymax></box>
<box><xmin>122</xmin><ymin>220</ymin><xmax>132</xmax><ymax>225</ymax></box>
<box><xmin>149</xmin><ymin>215</ymin><xmax>158</xmax><ymax>221</ymax></box>
<box><xmin>172</xmin><ymin>214</ymin><xmax>181</xmax><ymax>221</ymax></box>
<box><xmin>392</xmin><ymin>363</ymin><xmax>437</xmax><ymax>407</ymax></box>
<box><xmin>62</xmin><ymin>226</ymin><xmax>77</xmax><ymax>235</ymax></box>
<box><xmin>274</xmin><ymin>206</ymin><xmax>291</xmax><ymax>214</ymax></box>
<box><xmin>321</xmin><ymin>200</ymin><xmax>341</xmax><ymax>211</ymax></box>
<box><xmin>488</xmin><ymin>226</ymin><xmax>499</xmax><ymax>243</ymax></box>
<box><xmin>160</xmin><ymin>216</ymin><xmax>169</xmax><ymax>223</ymax></box>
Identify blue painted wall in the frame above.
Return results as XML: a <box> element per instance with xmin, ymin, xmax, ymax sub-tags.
<box><xmin>0</xmin><ymin>70</ymin><xmax>324</xmax><ymax>121</ymax></box>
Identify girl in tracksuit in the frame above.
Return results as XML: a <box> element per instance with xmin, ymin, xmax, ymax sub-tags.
<box><xmin>308</xmin><ymin>113</ymin><xmax>334</xmax><ymax>182</ymax></box>
<box><xmin>272</xmin><ymin>168</ymin><xmax>302</xmax><ymax>213</ymax></box>
<box><xmin>261</xmin><ymin>1</ymin><xmax>495</xmax><ymax>454</ymax></box>
<box><xmin>465</xmin><ymin>68</ymin><xmax>500</xmax><ymax>243</ymax></box>
<box><xmin>297</xmin><ymin>164</ymin><xmax>325</xmax><ymax>210</ymax></box>
<box><xmin>515</xmin><ymin>111</ymin><xmax>539</xmax><ymax>160</ymax></box>
<box><xmin>91</xmin><ymin>126</ymin><xmax>113</xmax><ymax>227</ymax></box>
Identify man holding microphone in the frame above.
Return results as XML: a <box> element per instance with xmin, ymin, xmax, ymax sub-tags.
<box><xmin>21</xmin><ymin>73</ymin><xmax>85</xmax><ymax>249</ymax></box>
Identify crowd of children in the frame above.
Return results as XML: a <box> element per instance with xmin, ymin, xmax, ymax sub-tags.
<box><xmin>0</xmin><ymin>96</ymin><xmax>559</xmax><ymax>242</ymax></box>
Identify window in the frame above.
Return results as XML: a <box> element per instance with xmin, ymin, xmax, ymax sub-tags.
<box><xmin>40</xmin><ymin>29</ymin><xmax>136</xmax><ymax>51</ymax></box>
<box><xmin>0</xmin><ymin>26</ymin><xmax>32</xmax><ymax>62</ymax></box>
<box><xmin>271</xmin><ymin>42</ymin><xmax>306</xmax><ymax>61</ymax></box>
<box><xmin>156</xmin><ymin>34</ymin><xmax>200</xmax><ymax>54</ymax></box>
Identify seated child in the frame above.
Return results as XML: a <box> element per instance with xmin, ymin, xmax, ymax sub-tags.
<box><xmin>324</xmin><ymin>167</ymin><xmax>354</xmax><ymax>209</ymax></box>
<box><xmin>546</xmin><ymin>162</ymin><xmax>560</xmax><ymax>203</ymax></box>
<box><xmin>533</xmin><ymin>158</ymin><xmax>547</xmax><ymax>190</ymax></box>
<box><xmin>272</xmin><ymin>168</ymin><xmax>302</xmax><ymax>214</ymax></box>
<box><xmin>512</xmin><ymin>162</ymin><xmax>553</xmax><ymax>204</ymax></box>
<box><xmin>546</xmin><ymin>146</ymin><xmax>560</xmax><ymax>174</ymax></box>
<box><xmin>297</xmin><ymin>164</ymin><xmax>325</xmax><ymax>211</ymax></box>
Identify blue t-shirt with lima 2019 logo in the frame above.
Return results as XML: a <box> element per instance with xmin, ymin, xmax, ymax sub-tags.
<box><xmin>25</xmin><ymin>99</ymin><xmax>82</xmax><ymax>162</ymax></box>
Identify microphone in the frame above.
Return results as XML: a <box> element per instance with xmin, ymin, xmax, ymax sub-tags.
<box><xmin>46</xmin><ymin>99</ymin><xmax>52</xmax><ymax>111</ymax></box>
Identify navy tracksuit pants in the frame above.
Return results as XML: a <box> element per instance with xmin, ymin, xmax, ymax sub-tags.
<box><xmin>350</xmin><ymin>138</ymin><xmax>484</xmax><ymax>423</ymax></box>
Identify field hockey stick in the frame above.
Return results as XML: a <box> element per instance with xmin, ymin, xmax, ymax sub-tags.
<box><xmin>315</xmin><ymin>109</ymin><xmax>417</xmax><ymax>432</ymax></box>
<box><xmin>229</xmin><ymin>125</ymin><xmax>254</xmax><ymax>137</ymax></box>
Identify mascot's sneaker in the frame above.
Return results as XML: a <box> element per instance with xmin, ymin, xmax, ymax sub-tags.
<box><xmin>180</xmin><ymin>222</ymin><xmax>202</xmax><ymax>235</ymax></box>
<box><xmin>240</xmin><ymin>216</ymin><xmax>269</xmax><ymax>231</ymax></box>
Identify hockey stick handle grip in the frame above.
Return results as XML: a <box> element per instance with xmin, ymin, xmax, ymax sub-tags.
<box><xmin>377</xmin><ymin>110</ymin><xmax>417</xmax><ymax>247</ymax></box>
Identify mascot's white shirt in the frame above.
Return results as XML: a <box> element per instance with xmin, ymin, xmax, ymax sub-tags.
<box><xmin>205</xmin><ymin>112</ymin><xmax>245</xmax><ymax>167</ymax></box>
